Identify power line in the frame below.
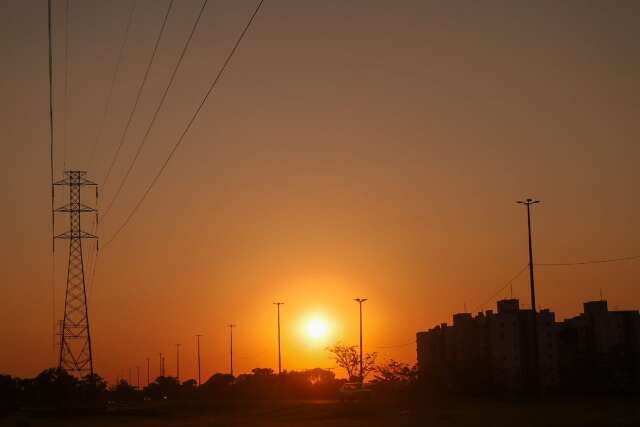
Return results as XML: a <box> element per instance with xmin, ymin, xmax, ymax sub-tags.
<box><xmin>472</xmin><ymin>254</ymin><xmax>639</xmax><ymax>314</ymax></box>
<box><xmin>440</xmin><ymin>252</ymin><xmax>640</xmax><ymax>321</ymax></box>
<box><xmin>62</xmin><ymin>0</ymin><xmax>70</xmax><ymax>170</ymax></box>
<box><xmin>102</xmin><ymin>0</ymin><xmax>266</xmax><ymax>249</ymax></box>
<box><xmin>86</xmin><ymin>234</ymin><xmax>99</xmax><ymax>301</ymax></box>
<box><xmin>101</xmin><ymin>0</ymin><xmax>190</xmax><ymax>220</ymax></box>
<box><xmin>84</xmin><ymin>196</ymin><xmax>100</xmax><ymax>299</ymax></box>
<box><xmin>48</xmin><ymin>0</ymin><xmax>55</xmax><ymax>230</ymax></box>
<box><xmin>536</xmin><ymin>255</ymin><xmax>640</xmax><ymax>266</ymax></box>
<box><xmin>85</xmin><ymin>0</ymin><xmax>173</xmax><ymax>298</ymax></box>
<box><xmin>48</xmin><ymin>0</ymin><xmax>56</xmax><ymax>357</ymax></box>
<box><xmin>474</xmin><ymin>265</ymin><xmax>529</xmax><ymax>313</ymax></box>
<box><xmin>87</xmin><ymin>0</ymin><xmax>138</xmax><ymax>173</ymax></box>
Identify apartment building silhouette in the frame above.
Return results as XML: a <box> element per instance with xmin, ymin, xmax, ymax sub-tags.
<box><xmin>417</xmin><ymin>299</ymin><xmax>640</xmax><ymax>393</ymax></box>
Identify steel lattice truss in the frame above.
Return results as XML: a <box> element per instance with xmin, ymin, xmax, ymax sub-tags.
<box><xmin>54</xmin><ymin>171</ymin><xmax>97</xmax><ymax>376</ymax></box>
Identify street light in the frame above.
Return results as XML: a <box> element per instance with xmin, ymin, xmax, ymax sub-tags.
<box><xmin>195</xmin><ymin>334</ymin><xmax>203</xmax><ymax>386</ymax></box>
<box><xmin>273</xmin><ymin>302</ymin><xmax>284</xmax><ymax>375</ymax></box>
<box><xmin>228</xmin><ymin>324</ymin><xmax>236</xmax><ymax>376</ymax></box>
<box><xmin>353</xmin><ymin>298</ymin><xmax>367</xmax><ymax>381</ymax></box>
<box><xmin>176</xmin><ymin>344</ymin><xmax>181</xmax><ymax>382</ymax></box>
<box><xmin>146</xmin><ymin>357</ymin><xmax>150</xmax><ymax>386</ymax></box>
<box><xmin>516</xmin><ymin>197</ymin><xmax>541</xmax><ymax>393</ymax></box>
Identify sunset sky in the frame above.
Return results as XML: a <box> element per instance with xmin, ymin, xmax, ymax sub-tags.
<box><xmin>1</xmin><ymin>0</ymin><xmax>639</xmax><ymax>383</ymax></box>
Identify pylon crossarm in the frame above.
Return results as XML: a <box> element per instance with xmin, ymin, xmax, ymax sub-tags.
<box><xmin>54</xmin><ymin>203</ymin><xmax>97</xmax><ymax>213</ymax></box>
<box><xmin>55</xmin><ymin>231</ymin><xmax>97</xmax><ymax>239</ymax></box>
<box><xmin>54</xmin><ymin>172</ymin><xmax>97</xmax><ymax>186</ymax></box>
<box><xmin>53</xmin><ymin>178</ymin><xmax>97</xmax><ymax>186</ymax></box>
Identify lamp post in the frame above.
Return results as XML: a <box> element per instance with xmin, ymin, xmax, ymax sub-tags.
<box><xmin>195</xmin><ymin>334</ymin><xmax>203</xmax><ymax>386</ymax></box>
<box><xmin>353</xmin><ymin>298</ymin><xmax>367</xmax><ymax>381</ymax></box>
<box><xmin>273</xmin><ymin>302</ymin><xmax>284</xmax><ymax>375</ymax></box>
<box><xmin>516</xmin><ymin>198</ymin><xmax>540</xmax><ymax>393</ymax></box>
<box><xmin>228</xmin><ymin>324</ymin><xmax>236</xmax><ymax>376</ymax></box>
<box><xmin>176</xmin><ymin>344</ymin><xmax>181</xmax><ymax>382</ymax></box>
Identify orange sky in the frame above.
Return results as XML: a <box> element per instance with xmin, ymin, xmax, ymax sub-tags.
<box><xmin>1</xmin><ymin>0</ymin><xmax>639</xmax><ymax>383</ymax></box>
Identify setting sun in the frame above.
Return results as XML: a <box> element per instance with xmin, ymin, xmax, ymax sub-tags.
<box><xmin>306</xmin><ymin>317</ymin><xmax>329</xmax><ymax>340</ymax></box>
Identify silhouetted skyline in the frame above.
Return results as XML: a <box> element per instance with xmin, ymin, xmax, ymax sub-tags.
<box><xmin>0</xmin><ymin>0</ymin><xmax>639</xmax><ymax>383</ymax></box>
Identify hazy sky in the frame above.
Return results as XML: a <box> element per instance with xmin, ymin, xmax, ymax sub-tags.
<box><xmin>1</xmin><ymin>0</ymin><xmax>639</xmax><ymax>382</ymax></box>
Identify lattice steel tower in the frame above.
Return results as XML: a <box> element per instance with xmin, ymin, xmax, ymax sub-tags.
<box><xmin>54</xmin><ymin>171</ymin><xmax>98</xmax><ymax>376</ymax></box>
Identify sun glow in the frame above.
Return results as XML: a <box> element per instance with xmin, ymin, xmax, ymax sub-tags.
<box><xmin>306</xmin><ymin>317</ymin><xmax>329</xmax><ymax>340</ymax></box>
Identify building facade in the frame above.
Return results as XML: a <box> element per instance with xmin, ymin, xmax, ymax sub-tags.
<box><xmin>557</xmin><ymin>300</ymin><xmax>640</xmax><ymax>391</ymax></box>
<box><xmin>417</xmin><ymin>299</ymin><xmax>639</xmax><ymax>393</ymax></box>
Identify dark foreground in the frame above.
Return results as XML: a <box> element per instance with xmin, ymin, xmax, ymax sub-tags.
<box><xmin>2</xmin><ymin>397</ymin><xmax>638</xmax><ymax>427</ymax></box>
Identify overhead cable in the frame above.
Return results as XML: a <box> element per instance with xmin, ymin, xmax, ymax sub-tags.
<box><xmin>103</xmin><ymin>0</ymin><xmax>265</xmax><ymax>249</ymax></box>
<box><xmin>90</xmin><ymin>0</ymin><xmax>138</xmax><ymax>178</ymax></box>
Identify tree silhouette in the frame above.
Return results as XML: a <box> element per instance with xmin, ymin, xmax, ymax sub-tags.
<box><xmin>144</xmin><ymin>376</ymin><xmax>180</xmax><ymax>400</ymax></box>
<box><xmin>202</xmin><ymin>373</ymin><xmax>235</xmax><ymax>392</ymax></box>
<box><xmin>32</xmin><ymin>368</ymin><xmax>78</xmax><ymax>406</ymax></box>
<box><xmin>79</xmin><ymin>373</ymin><xmax>108</xmax><ymax>402</ymax></box>
<box><xmin>112</xmin><ymin>380</ymin><xmax>138</xmax><ymax>402</ymax></box>
<box><xmin>327</xmin><ymin>344</ymin><xmax>377</xmax><ymax>381</ymax></box>
<box><xmin>0</xmin><ymin>374</ymin><xmax>20</xmax><ymax>412</ymax></box>
<box><xmin>371</xmin><ymin>359</ymin><xmax>417</xmax><ymax>384</ymax></box>
<box><xmin>251</xmin><ymin>368</ymin><xmax>274</xmax><ymax>376</ymax></box>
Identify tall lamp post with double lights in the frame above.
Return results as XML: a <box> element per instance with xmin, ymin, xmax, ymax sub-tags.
<box><xmin>273</xmin><ymin>302</ymin><xmax>284</xmax><ymax>375</ymax></box>
<box><xmin>516</xmin><ymin>198</ymin><xmax>541</xmax><ymax>393</ymax></box>
<box><xmin>228</xmin><ymin>324</ymin><xmax>236</xmax><ymax>376</ymax></box>
<box><xmin>195</xmin><ymin>334</ymin><xmax>203</xmax><ymax>386</ymax></box>
<box><xmin>353</xmin><ymin>298</ymin><xmax>367</xmax><ymax>381</ymax></box>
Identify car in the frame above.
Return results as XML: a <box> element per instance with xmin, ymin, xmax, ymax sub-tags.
<box><xmin>339</xmin><ymin>382</ymin><xmax>372</xmax><ymax>402</ymax></box>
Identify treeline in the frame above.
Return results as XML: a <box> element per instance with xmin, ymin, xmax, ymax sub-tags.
<box><xmin>114</xmin><ymin>368</ymin><xmax>343</xmax><ymax>402</ymax></box>
<box><xmin>0</xmin><ymin>359</ymin><xmax>417</xmax><ymax>413</ymax></box>
<box><xmin>0</xmin><ymin>369</ymin><xmax>107</xmax><ymax>413</ymax></box>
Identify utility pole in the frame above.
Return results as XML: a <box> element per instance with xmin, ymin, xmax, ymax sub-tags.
<box><xmin>228</xmin><ymin>324</ymin><xmax>236</xmax><ymax>376</ymax></box>
<box><xmin>273</xmin><ymin>302</ymin><xmax>284</xmax><ymax>374</ymax></box>
<box><xmin>353</xmin><ymin>298</ymin><xmax>367</xmax><ymax>382</ymax></box>
<box><xmin>176</xmin><ymin>344</ymin><xmax>181</xmax><ymax>382</ymax></box>
<box><xmin>195</xmin><ymin>334</ymin><xmax>202</xmax><ymax>386</ymax></box>
<box><xmin>516</xmin><ymin>198</ymin><xmax>541</xmax><ymax>393</ymax></box>
<box><xmin>128</xmin><ymin>368</ymin><xmax>132</xmax><ymax>384</ymax></box>
<box><xmin>146</xmin><ymin>358</ymin><xmax>150</xmax><ymax>386</ymax></box>
<box><xmin>54</xmin><ymin>171</ymin><xmax>98</xmax><ymax>377</ymax></box>
<box><xmin>136</xmin><ymin>366</ymin><xmax>140</xmax><ymax>390</ymax></box>
<box><xmin>159</xmin><ymin>353</ymin><xmax>164</xmax><ymax>377</ymax></box>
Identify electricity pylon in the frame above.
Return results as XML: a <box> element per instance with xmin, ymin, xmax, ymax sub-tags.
<box><xmin>54</xmin><ymin>171</ymin><xmax>98</xmax><ymax>376</ymax></box>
